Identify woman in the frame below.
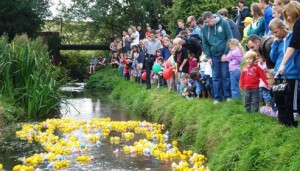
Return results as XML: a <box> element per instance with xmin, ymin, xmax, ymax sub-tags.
<box><xmin>272</xmin><ymin>0</ymin><xmax>284</xmax><ymax>20</ymax></box>
<box><xmin>269</xmin><ymin>18</ymin><xmax>300</xmax><ymax>127</ymax></box>
<box><xmin>232</xmin><ymin>0</ymin><xmax>249</xmax><ymax>39</ymax></box>
<box><xmin>247</xmin><ymin>3</ymin><xmax>265</xmax><ymax>37</ymax></box>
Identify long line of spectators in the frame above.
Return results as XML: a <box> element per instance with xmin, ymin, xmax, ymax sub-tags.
<box><xmin>99</xmin><ymin>0</ymin><xmax>300</xmax><ymax>127</ymax></box>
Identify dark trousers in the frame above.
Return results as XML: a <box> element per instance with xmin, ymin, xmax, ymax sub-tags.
<box><xmin>145</xmin><ymin>61</ymin><xmax>154</xmax><ymax>89</ymax></box>
<box><xmin>274</xmin><ymin>79</ymin><xmax>298</xmax><ymax>127</ymax></box>
<box><xmin>244</xmin><ymin>88</ymin><xmax>259</xmax><ymax>112</ymax></box>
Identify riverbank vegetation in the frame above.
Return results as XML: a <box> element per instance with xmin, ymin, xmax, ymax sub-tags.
<box><xmin>86</xmin><ymin>68</ymin><xmax>300</xmax><ymax>170</ymax></box>
<box><xmin>0</xmin><ymin>34</ymin><xmax>64</xmax><ymax>121</ymax></box>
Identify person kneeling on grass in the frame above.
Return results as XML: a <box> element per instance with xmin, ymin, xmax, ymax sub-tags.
<box><xmin>259</xmin><ymin>69</ymin><xmax>278</xmax><ymax>117</ymax></box>
<box><xmin>240</xmin><ymin>51</ymin><xmax>268</xmax><ymax>113</ymax></box>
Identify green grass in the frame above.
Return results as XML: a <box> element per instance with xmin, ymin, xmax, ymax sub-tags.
<box><xmin>86</xmin><ymin>68</ymin><xmax>300</xmax><ymax>171</ymax></box>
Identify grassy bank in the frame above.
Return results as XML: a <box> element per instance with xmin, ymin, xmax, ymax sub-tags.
<box><xmin>86</xmin><ymin>68</ymin><xmax>300</xmax><ymax>171</ymax></box>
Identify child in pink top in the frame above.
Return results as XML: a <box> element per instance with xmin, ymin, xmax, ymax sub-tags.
<box><xmin>188</xmin><ymin>52</ymin><xmax>198</xmax><ymax>74</ymax></box>
<box><xmin>256</xmin><ymin>55</ymin><xmax>271</xmax><ymax>106</ymax></box>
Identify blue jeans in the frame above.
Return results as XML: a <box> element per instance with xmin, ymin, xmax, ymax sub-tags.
<box><xmin>211</xmin><ymin>56</ymin><xmax>231</xmax><ymax>101</ymax></box>
<box><xmin>259</xmin><ymin>87</ymin><xmax>271</xmax><ymax>104</ymax></box>
<box><xmin>230</xmin><ymin>69</ymin><xmax>241</xmax><ymax>99</ymax></box>
<box><xmin>177</xmin><ymin>72</ymin><xmax>183</xmax><ymax>94</ymax></box>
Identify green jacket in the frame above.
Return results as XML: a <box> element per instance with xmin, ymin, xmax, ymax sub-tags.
<box><xmin>202</xmin><ymin>14</ymin><xmax>233</xmax><ymax>59</ymax></box>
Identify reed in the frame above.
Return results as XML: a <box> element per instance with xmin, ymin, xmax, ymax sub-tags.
<box><xmin>0</xmin><ymin>34</ymin><xmax>64</xmax><ymax>120</ymax></box>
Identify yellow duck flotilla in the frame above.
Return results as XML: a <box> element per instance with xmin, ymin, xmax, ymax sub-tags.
<box><xmin>0</xmin><ymin>117</ymin><xmax>211</xmax><ymax>171</ymax></box>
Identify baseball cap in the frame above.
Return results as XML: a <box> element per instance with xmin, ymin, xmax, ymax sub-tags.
<box><xmin>242</xmin><ymin>17</ymin><xmax>253</xmax><ymax>23</ymax></box>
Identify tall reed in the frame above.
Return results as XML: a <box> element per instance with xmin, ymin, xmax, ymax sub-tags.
<box><xmin>0</xmin><ymin>34</ymin><xmax>64</xmax><ymax>120</ymax></box>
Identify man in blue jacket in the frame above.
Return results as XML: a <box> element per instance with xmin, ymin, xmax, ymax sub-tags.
<box><xmin>202</xmin><ymin>11</ymin><xmax>233</xmax><ymax>104</ymax></box>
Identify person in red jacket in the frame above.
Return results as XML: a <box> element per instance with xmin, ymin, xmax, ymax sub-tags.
<box><xmin>240</xmin><ymin>51</ymin><xmax>268</xmax><ymax>113</ymax></box>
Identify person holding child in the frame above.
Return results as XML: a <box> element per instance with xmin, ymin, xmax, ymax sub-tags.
<box><xmin>269</xmin><ymin>18</ymin><xmax>300</xmax><ymax>127</ymax></box>
<box><xmin>227</xmin><ymin>38</ymin><xmax>243</xmax><ymax>100</ymax></box>
<box><xmin>240</xmin><ymin>51</ymin><xmax>268</xmax><ymax>113</ymax></box>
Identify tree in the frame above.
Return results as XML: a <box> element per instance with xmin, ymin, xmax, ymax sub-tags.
<box><xmin>0</xmin><ymin>0</ymin><xmax>51</xmax><ymax>40</ymax></box>
<box><xmin>164</xmin><ymin>0</ymin><xmax>256</xmax><ymax>36</ymax></box>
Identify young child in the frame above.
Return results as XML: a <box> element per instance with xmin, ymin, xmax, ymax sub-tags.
<box><xmin>257</xmin><ymin>55</ymin><xmax>271</xmax><ymax>106</ymax></box>
<box><xmin>119</xmin><ymin>53</ymin><xmax>125</xmax><ymax>76</ymax></box>
<box><xmin>203</xmin><ymin>59</ymin><xmax>213</xmax><ymax>99</ymax></box>
<box><xmin>227</xmin><ymin>38</ymin><xmax>243</xmax><ymax>100</ymax></box>
<box><xmin>259</xmin><ymin>69</ymin><xmax>278</xmax><ymax>117</ymax></box>
<box><xmin>240</xmin><ymin>51</ymin><xmax>268</xmax><ymax>113</ymax></box>
<box><xmin>89</xmin><ymin>56</ymin><xmax>98</xmax><ymax>74</ymax></box>
<box><xmin>189</xmin><ymin>68</ymin><xmax>202</xmax><ymax>98</ymax></box>
<box><xmin>156</xmin><ymin>57</ymin><xmax>165</xmax><ymax>88</ymax></box>
<box><xmin>122</xmin><ymin>52</ymin><xmax>132</xmax><ymax>80</ymax></box>
<box><xmin>188</xmin><ymin>52</ymin><xmax>198</xmax><ymax>74</ymax></box>
<box><xmin>181</xmin><ymin>73</ymin><xmax>192</xmax><ymax>99</ymax></box>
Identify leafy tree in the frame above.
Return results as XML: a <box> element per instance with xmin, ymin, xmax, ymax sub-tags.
<box><xmin>0</xmin><ymin>0</ymin><xmax>51</xmax><ymax>40</ymax></box>
<box><xmin>164</xmin><ymin>0</ymin><xmax>257</xmax><ymax>36</ymax></box>
<box><xmin>45</xmin><ymin>0</ymin><xmax>172</xmax><ymax>44</ymax></box>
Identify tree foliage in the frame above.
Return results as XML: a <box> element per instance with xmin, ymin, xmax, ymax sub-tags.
<box><xmin>0</xmin><ymin>0</ymin><xmax>51</xmax><ymax>40</ymax></box>
<box><xmin>46</xmin><ymin>0</ymin><xmax>172</xmax><ymax>44</ymax></box>
<box><xmin>164</xmin><ymin>0</ymin><xmax>259</xmax><ymax>36</ymax></box>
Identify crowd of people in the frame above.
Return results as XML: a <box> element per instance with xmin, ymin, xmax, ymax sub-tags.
<box><xmin>95</xmin><ymin>0</ymin><xmax>300</xmax><ymax>127</ymax></box>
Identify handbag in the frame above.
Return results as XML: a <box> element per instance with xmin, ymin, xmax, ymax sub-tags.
<box><xmin>272</xmin><ymin>74</ymin><xmax>288</xmax><ymax>97</ymax></box>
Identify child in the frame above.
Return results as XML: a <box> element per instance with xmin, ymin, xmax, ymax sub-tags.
<box><xmin>110</xmin><ymin>53</ymin><xmax>119</xmax><ymax>68</ymax></box>
<box><xmin>181</xmin><ymin>73</ymin><xmax>192</xmax><ymax>99</ymax></box>
<box><xmin>122</xmin><ymin>52</ymin><xmax>132</xmax><ymax>80</ymax></box>
<box><xmin>98</xmin><ymin>54</ymin><xmax>106</xmax><ymax>67</ymax></box>
<box><xmin>257</xmin><ymin>55</ymin><xmax>271</xmax><ymax>106</ymax></box>
<box><xmin>227</xmin><ymin>38</ymin><xmax>243</xmax><ymax>100</ymax></box>
<box><xmin>259</xmin><ymin>69</ymin><xmax>278</xmax><ymax>117</ymax></box>
<box><xmin>156</xmin><ymin>57</ymin><xmax>165</xmax><ymax>88</ymax></box>
<box><xmin>240</xmin><ymin>51</ymin><xmax>268</xmax><ymax>113</ymax></box>
<box><xmin>203</xmin><ymin>59</ymin><xmax>213</xmax><ymax>99</ymax></box>
<box><xmin>188</xmin><ymin>52</ymin><xmax>198</xmax><ymax>74</ymax></box>
<box><xmin>119</xmin><ymin>53</ymin><xmax>125</xmax><ymax>76</ymax></box>
<box><xmin>189</xmin><ymin>68</ymin><xmax>202</xmax><ymax>98</ymax></box>
<box><xmin>89</xmin><ymin>56</ymin><xmax>98</xmax><ymax>74</ymax></box>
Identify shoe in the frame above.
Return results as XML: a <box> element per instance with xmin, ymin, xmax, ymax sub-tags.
<box><xmin>213</xmin><ymin>100</ymin><xmax>219</xmax><ymax>105</ymax></box>
<box><xmin>227</xmin><ymin>98</ymin><xmax>232</xmax><ymax>102</ymax></box>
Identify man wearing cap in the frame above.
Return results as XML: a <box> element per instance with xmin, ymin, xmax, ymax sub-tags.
<box><xmin>144</xmin><ymin>30</ymin><xmax>162</xmax><ymax>89</ymax></box>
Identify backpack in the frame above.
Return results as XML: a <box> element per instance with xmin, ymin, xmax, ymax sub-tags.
<box><xmin>259</xmin><ymin>36</ymin><xmax>275</xmax><ymax>69</ymax></box>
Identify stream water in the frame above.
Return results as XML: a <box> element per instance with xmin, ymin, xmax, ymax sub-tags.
<box><xmin>0</xmin><ymin>83</ymin><xmax>172</xmax><ymax>171</ymax></box>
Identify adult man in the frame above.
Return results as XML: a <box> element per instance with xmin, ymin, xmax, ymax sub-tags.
<box><xmin>187</xmin><ymin>16</ymin><xmax>202</xmax><ymax>37</ymax></box>
<box><xmin>131</xmin><ymin>26</ymin><xmax>140</xmax><ymax>44</ymax></box>
<box><xmin>218</xmin><ymin>8</ymin><xmax>241</xmax><ymax>41</ymax></box>
<box><xmin>178</xmin><ymin>35</ymin><xmax>202</xmax><ymax>61</ymax></box>
<box><xmin>202</xmin><ymin>11</ymin><xmax>233</xmax><ymax>104</ymax></box>
<box><xmin>176</xmin><ymin>19</ymin><xmax>187</xmax><ymax>36</ymax></box>
<box><xmin>246</xmin><ymin>34</ymin><xmax>274</xmax><ymax>69</ymax></box>
<box><xmin>259</xmin><ymin>0</ymin><xmax>273</xmax><ymax>35</ymax></box>
<box><xmin>143</xmin><ymin>30</ymin><xmax>162</xmax><ymax>89</ymax></box>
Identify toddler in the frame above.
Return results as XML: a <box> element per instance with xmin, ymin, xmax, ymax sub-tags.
<box><xmin>240</xmin><ymin>51</ymin><xmax>268</xmax><ymax>113</ymax></box>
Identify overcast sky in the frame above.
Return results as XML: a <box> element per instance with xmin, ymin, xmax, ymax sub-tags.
<box><xmin>50</xmin><ymin>0</ymin><xmax>72</xmax><ymax>17</ymax></box>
